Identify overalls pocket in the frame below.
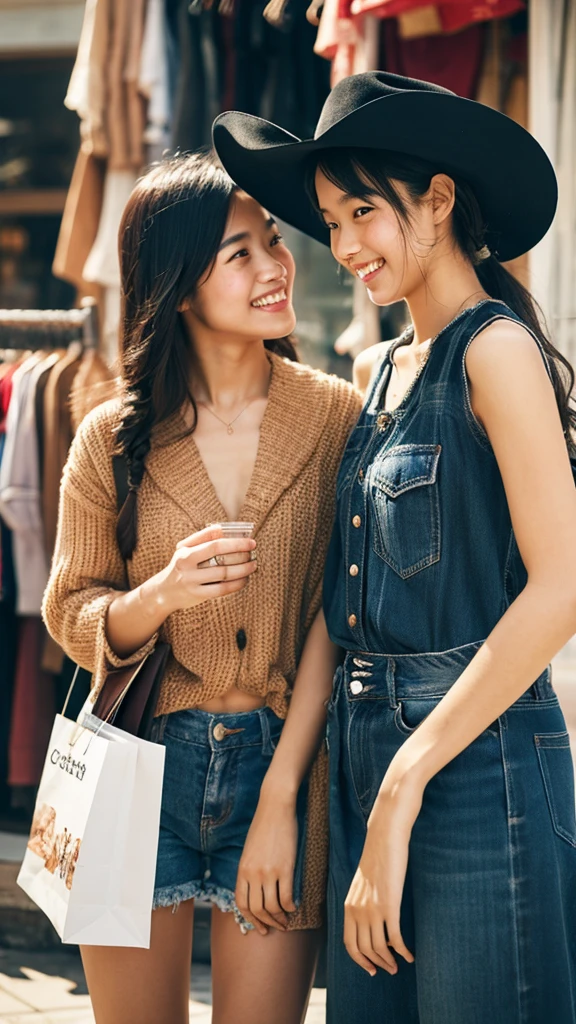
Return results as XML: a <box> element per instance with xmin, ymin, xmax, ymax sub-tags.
<box><xmin>370</xmin><ymin>443</ymin><xmax>441</xmax><ymax>579</ymax></box>
<box><xmin>535</xmin><ymin>732</ymin><xmax>576</xmax><ymax>847</ymax></box>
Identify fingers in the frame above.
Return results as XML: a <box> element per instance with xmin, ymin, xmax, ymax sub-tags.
<box><xmin>278</xmin><ymin>870</ymin><xmax>297</xmax><ymax>914</ymax></box>
<box><xmin>197</xmin><ymin>550</ymin><xmax>252</xmax><ymax>569</ymax></box>
<box><xmin>235</xmin><ymin>877</ymin><xmax>268</xmax><ymax>937</ymax></box>
<box><xmin>177</xmin><ymin>535</ymin><xmax>256</xmax><ymax>561</ymax></box>
<box><xmin>344</xmin><ymin>915</ymin><xmax>377</xmax><ymax>977</ymax></box>
<box><xmin>370</xmin><ymin>922</ymin><xmax>398</xmax><ymax>974</ymax></box>
<box><xmin>175</xmin><ymin>524</ymin><xmax>223</xmax><ymax>549</ymax></box>
<box><xmin>386</xmin><ymin>919</ymin><xmax>414</xmax><ymax>964</ymax></box>
<box><xmin>259</xmin><ymin>879</ymin><xmax>288</xmax><ymax>930</ymax></box>
<box><xmin>196</xmin><ymin>560</ymin><xmax>258</xmax><ymax>586</ymax></box>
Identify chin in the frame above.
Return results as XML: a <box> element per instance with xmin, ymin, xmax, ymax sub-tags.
<box><xmin>366</xmin><ymin>284</ymin><xmax>403</xmax><ymax>308</ymax></box>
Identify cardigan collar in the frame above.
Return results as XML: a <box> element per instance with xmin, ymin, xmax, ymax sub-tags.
<box><xmin>145</xmin><ymin>353</ymin><xmax>334</xmax><ymax>535</ymax></box>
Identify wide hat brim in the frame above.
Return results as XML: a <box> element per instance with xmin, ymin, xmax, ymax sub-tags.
<box><xmin>213</xmin><ymin>89</ymin><xmax>557</xmax><ymax>263</ymax></box>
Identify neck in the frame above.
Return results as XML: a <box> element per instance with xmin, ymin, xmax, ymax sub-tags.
<box><xmin>182</xmin><ymin>314</ymin><xmax>272</xmax><ymax>409</ymax></box>
<box><xmin>405</xmin><ymin>251</ymin><xmax>489</xmax><ymax>347</ymax></box>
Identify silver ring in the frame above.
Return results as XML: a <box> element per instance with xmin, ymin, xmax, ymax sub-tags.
<box><xmin>207</xmin><ymin>556</ymin><xmax>219</xmax><ymax>567</ymax></box>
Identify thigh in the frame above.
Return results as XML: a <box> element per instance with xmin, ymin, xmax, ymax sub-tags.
<box><xmin>81</xmin><ymin>902</ymin><xmax>194</xmax><ymax>1024</ymax></box>
<box><xmin>210</xmin><ymin>907</ymin><xmax>321</xmax><ymax>1024</ymax></box>
<box><xmin>411</xmin><ymin>723</ymin><xmax>518</xmax><ymax>1024</ymax></box>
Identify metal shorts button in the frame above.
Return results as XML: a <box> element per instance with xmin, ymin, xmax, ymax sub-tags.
<box><xmin>348</xmin><ymin>613</ymin><xmax>357</xmax><ymax>628</ymax></box>
<box><xmin>352</xmin><ymin>515</ymin><xmax>361</xmax><ymax>528</ymax></box>
<box><xmin>349</xmin><ymin>564</ymin><xmax>359</xmax><ymax>576</ymax></box>
<box><xmin>350</xmin><ymin>680</ymin><xmax>364</xmax><ymax>695</ymax></box>
<box><xmin>213</xmin><ymin>723</ymin><xmax>227</xmax><ymax>741</ymax></box>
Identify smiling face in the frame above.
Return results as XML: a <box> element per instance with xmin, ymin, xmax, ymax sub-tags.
<box><xmin>314</xmin><ymin>164</ymin><xmax>440</xmax><ymax>307</ymax></box>
<box><xmin>187</xmin><ymin>191</ymin><xmax>296</xmax><ymax>340</ymax></box>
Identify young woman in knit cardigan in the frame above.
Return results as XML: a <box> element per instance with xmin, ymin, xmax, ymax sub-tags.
<box><xmin>42</xmin><ymin>151</ymin><xmax>361</xmax><ymax>1024</ymax></box>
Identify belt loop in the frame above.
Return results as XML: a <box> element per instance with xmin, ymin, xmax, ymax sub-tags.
<box><xmin>259</xmin><ymin>708</ymin><xmax>275</xmax><ymax>756</ymax></box>
<box><xmin>531</xmin><ymin>666</ymin><xmax>551</xmax><ymax>701</ymax></box>
<box><xmin>386</xmin><ymin>658</ymin><xmax>398</xmax><ymax>708</ymax></box>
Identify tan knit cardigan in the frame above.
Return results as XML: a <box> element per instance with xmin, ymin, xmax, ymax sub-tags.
<box><xmin>43</xmin><ymin>353</ymin><xmax>362</xmax><ymax>929</ymax></box>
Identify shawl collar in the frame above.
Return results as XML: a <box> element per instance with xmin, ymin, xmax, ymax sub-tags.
<box><xmin>145</xmin><ymin>354</ymin><xmax>334</xmax><ymax>535</ymax></box>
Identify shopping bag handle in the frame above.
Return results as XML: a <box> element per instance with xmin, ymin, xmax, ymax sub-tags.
<box><xmin>62</xmin><ymin>656</ymin><xmax>151</xmax><ymax>724</ymax></box>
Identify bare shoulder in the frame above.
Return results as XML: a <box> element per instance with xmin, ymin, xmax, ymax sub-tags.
<box><xmin>353</xmin><ymin>341</ymin><xmax>393</xmax><ymax>393</ymax></box>
<box><xmin>465</xmin><ymin>318</ymin><xmax>546</xmax><ymax>383</ymax></box>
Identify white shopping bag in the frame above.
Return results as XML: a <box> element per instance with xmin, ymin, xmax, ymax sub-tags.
<box><xmin>18</xmin><ymin>702</ymin><xmax>165</xmax><ymax>948</ymax></box>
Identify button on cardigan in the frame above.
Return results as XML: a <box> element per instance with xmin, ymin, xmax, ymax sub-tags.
<box><xmin>42</xmin><ymin>353</ymin><xmax>362</xmax><ymax>929</ymax></box>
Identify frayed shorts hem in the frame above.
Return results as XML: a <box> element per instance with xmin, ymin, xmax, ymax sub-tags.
<box><xmin>152</xmin><ymin>880</ymin><xmax>254</xmax><ymax>934</ymax></box>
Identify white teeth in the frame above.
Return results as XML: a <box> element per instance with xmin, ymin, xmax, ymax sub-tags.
<box><xmin>251</xmin><ymin>289</ymin><xmax>287</xmax><ymax>308</ymax></box>
<box><xmin>356</xmin><ymin>259</ymin><xmax>384</xmax><ymax>280</ymax></box>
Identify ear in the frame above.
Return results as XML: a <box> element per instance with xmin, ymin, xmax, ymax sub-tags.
<box><xmin>178</xmin><ymin>296</ymin><xmax>193</xmax><ymax>313</ymax></box>
<box><xmin>429</xmin><ymin>174</ymin><xmax>455</xmax><ymax>226</ymax></box>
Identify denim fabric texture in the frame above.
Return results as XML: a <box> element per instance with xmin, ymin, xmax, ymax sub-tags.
<box><xmin>150</xmin><ymin>705</ymin><xmax>308</xmax><ymax>931</ymax></box>
<box><xmin>323</xmin><ymin>300</ymin><xmax>576</xmax><ymax>1021</ymax></box>
<box><xmin>327</xmin><ymin>652</ymin><xmax>576</xmax><ymax>1024</ymax></box>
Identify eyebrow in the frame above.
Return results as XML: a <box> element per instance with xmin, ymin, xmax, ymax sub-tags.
<box><xmin>218</xmin><ymin>216</ymin><xmax>277</xmax><ymax>252</ymax></box>
<box><xmin>319</xmin><ymin>193</ymin><xmax>364</xmax><ymax>215</ymax></box>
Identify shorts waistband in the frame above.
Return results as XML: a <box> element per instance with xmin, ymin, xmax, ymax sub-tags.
<box><xmin>157</xmin><ymin>704</ymin><xmax>283</xmax><ymax>752</ymax></box>
<box><xmin>342</xmin><ymin>641</ymin><xmax>554</xmax><ymax>702</ymax></box>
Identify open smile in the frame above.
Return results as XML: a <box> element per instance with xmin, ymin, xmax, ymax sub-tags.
<box><xmin>354</xmin><ymin>258</ymin><xmax>385</xmax><ymax>282</ymax></box>
<box><xmin>251</xmin><ymin>288</ymin><xmax>289</xmax><ymax>312</ymax></box>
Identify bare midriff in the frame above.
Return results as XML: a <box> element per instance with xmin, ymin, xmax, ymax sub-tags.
<box><xmin>197</xmin><ymin>684</ymin><xmax>266</xmax><ymax>714</ymax></box>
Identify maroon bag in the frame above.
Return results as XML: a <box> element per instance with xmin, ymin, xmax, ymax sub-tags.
<box><xmin>91</xmin><ymin>642</ymin><xmax>170</xmax><ymax>739</ymax></box>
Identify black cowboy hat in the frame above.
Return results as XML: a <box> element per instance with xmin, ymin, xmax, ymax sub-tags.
<box><xmin>213</xmin><ymin>71</ymin><xmax>557</xmax><ymax>263</ymax></box>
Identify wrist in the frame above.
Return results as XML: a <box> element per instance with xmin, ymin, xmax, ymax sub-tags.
<box><xmin>139</xmin><ymin>571</ymin><xmax>177</xmax><ymax>621</ymax></box>
<box><xmin>259</xmin><ymin>772</ymin><xmax>299</xmax><ymax>808</ymax></box>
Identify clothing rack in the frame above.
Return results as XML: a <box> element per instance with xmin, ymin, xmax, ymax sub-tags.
<box><xmin>0</xmin><ymin>300</ymin><xmax>98</xmax><ymax>352</ymax></box>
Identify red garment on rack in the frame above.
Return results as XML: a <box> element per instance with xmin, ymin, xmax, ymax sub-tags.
<box><xmin>349</xmin><ymin>0</ymin><xmax>524</xmax><ymax>31</ymax></box>
<box><xmin>382</xmin><ymin>17</ymin><xmax>484</xmax><ymax>98</ymax></box>
<box><xmin>0</xmin><ymin>363</ymin><xmax>19</xmax><ymax>434</ymax></box>
<box><xmin>8</xmin><ymin>617</ymin><xmax>56</xmax><ymax>788</ymax></box>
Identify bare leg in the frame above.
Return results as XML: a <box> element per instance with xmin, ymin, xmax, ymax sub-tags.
<box><xmin>81</xmin><ymin>901</ymin><xmax>194</xmax><ymax>1024</ymax></box>
<box><xmin>210</xmin><ymin>907</ymin><xmax>322</xmax><ymax>1024</ymax></box>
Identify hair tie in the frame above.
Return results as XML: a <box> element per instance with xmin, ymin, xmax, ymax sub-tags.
<box><xmin>474</xmin><ymin>244</ymin><xmax>491</xmax><ymax>265</ymax></box>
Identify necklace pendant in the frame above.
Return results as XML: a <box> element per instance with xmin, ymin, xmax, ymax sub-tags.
<box><xmin>227</xmin><ymin>425</ymin><xmax>234</xmax><ymax>435</ymax></box>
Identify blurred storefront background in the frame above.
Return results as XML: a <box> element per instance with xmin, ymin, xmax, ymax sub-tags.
<box><xmin>0</xmin><ymin>0</ymin><xmax>575</xmax><ymax>835</ymax></box>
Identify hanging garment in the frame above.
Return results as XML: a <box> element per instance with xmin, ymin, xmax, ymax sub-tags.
<box><xmin>348</xmin><ymin>0</ymin><xmax>524</xmax><ymax>29</ymax></box>
<box><xmin>139</xmin><ymin>0</ymin><xmax>171</xmax><ymax>151</ymax></box>
<box><xmin>381</xmin><ymin>17</ymin><xmax>484</xmax><ymax>98</ymax></box>
<box><xmin>42</xmin><ymin>345</ymin><xmax>83</xmax><ymax>562</ymax></box>
<box><xmin>52</xmin><ymin>149</ymin><xmax>105</xmax><ymax>297</ymax></box>
<box><xmin>0</xmin><ymin>354</ymin><xmax>52</xmax><ymax>616</ymax></box>
<box><xmin>8</xmin><ymin>617</ymin><xmax>56</xmax><ymax>789</ymax></box>
<box><xmin>65</xmin><ymin>0</ymin><xmax>111</xmax><ymax>158</ymax></box>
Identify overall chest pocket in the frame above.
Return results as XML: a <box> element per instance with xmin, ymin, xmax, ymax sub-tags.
<box><xmin>370</xmin><ymin>443</ymin><xmax>441</xmax><ymax>579</ymax></box>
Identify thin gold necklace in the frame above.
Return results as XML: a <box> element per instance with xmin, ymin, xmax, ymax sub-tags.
<box><xmin>198</xmin><ymin>398</ymin><xmax>254</xmax><ymax>435</ymax></box>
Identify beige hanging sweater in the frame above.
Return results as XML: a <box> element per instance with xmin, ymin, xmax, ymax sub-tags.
<box><xmin>43</xmin><ymin>353</ymin><xmax>362</xmax><ymax>929</ymax></box>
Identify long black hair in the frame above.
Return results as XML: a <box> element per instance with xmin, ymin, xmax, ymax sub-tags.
<box><xmin>308</xmin><ymin>148</ymin><xmax>576</xmax><ymax>445</ymax></box>
<box><xmin>116</xmin><ymin>149</ymin><xmax>297</xmax><ymax>559</ymax></box>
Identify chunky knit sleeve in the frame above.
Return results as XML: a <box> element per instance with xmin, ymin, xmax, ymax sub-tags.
<box><xmin>41</xmin><ymin>401</ymin><xmax>158</xmax><ymax>688</ymax></box>
<box><xmin>301</xmin><ymin>376</ymin><xmax>363</xmax><ymax>635</ymax></box>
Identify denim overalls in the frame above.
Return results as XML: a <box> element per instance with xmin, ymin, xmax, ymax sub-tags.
<box><xmin>323</xmin><ymin>300</ymin><xmax>576</xmax><ymax>1023</ymax></box>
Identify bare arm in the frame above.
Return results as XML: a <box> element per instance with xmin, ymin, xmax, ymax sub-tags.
<box><xmin>235</xmin><ymin>608</ymin><xmax>340</xmax><ymax>933</ymax></box>
<box><xmin>345</xmin><ymin>320</ymin><xmax>576</xmax><ymax>974</ymax></box>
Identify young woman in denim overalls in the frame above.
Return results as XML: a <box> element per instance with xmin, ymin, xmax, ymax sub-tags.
<box><xmin>214</xmin><ymin>72</ymin><xmax>576</xmax><ymax>1021</ymax></box>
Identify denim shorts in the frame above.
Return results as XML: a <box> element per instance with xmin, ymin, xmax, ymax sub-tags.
<box><xmin>149</xmin><ymin>705</ymin><xmax>308</xmax><ymax>931</ymax></box>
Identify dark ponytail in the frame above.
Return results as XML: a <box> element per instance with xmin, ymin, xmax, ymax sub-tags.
<box><xmin>115</xmin><ymin>150</ymin><xmax>297</xmax><ymax>560</ymax></box>
<box><xmin>309</xmin><ymin>148</ymin><xmax>576</xmax><ymax>447</ymax></box>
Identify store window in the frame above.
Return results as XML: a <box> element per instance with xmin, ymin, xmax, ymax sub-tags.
<box><xmin>0</xmin><ymin>56</ymin><xmax>77</xmax><ymax>308</ymax></box>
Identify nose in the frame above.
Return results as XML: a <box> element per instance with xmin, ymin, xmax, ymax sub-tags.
<box><xmin>257</xmin><ymin>251</ymin><xmax>287</xmax><ymax>283</ymax></box>
<box><xmin>332</xmin><ymin>225</ymin><xmax>362</xmax><ymax>264</ymax></box>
